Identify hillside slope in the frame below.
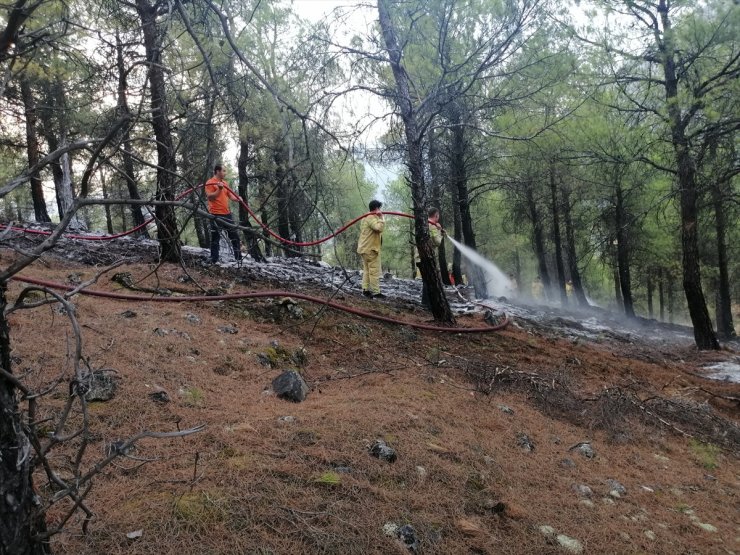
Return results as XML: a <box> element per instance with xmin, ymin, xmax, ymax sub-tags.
<box><xmin>4</xmin><ymin>243</ymin><xmax>739</xmax><ymax>554</ymax></box>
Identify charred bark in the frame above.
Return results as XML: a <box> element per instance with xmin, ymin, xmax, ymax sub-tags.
<box><xmin>525</xmin><ymin>184</ymin><xmax>551</xmax><ymax>296</ymax></box>
<box><xmin>614</xmin><ymin>184</ymin><xmax>634</xmax><ymax>318</ymax></box>
<box><xmin>549</xmin><ymin>164</ymin><xmax>567</xmax><ymax>305</ymax></box>
<box><xmin>448</xmin><ymin>102</ymin><xmax>485</xmax><ymax>298</ymax></box>
<box><xmin>561</xmin><ymin>184</ymin><xmax>588</xmax><ymax>307</ymax></box>
<box><xmin>115</xmin><ymin>33</ymin><xmax>148</xmax><ymax>237</ymax></box>
<box><xmin>237</xmin><ymin>138</ymin><xmax>265</xmax><ymax>262</ymax></box>
<box><xmin>20</xmin><ymin>78</ymin><xmax>51</xmax><ymax>223</ymax></box>
<box><xmin>710</xmin><ymin>180</ymin><xmax>735</xmax><ymax>339</ymax></box>
<box><xmin>136</xmin><ymin>0</ymin><xmax>180</xmax><ymax>262</ymax></box>
<box><xmin>658</xmin><ymin>0</ymin><xmax>718</xmax><ymax>349</ymax></box>
<box><xmin>378</xmin><ymin>0</ymin><xmax>453</xmax><ymax>322</ymax></box>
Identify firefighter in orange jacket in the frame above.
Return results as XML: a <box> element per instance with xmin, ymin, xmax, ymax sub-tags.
<box><xmin>205</xmin><ymin>164</ymin><xmax>242</xmax><ymax>264</ymax></box>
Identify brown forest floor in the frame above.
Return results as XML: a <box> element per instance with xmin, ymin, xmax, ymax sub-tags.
<box><xmin>4</xmin><ymin>249</ymin><xmax>739</xmax><ymax>555</ymax></box>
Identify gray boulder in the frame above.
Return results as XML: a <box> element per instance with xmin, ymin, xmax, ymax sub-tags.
<box><xmin>272</xmin><ymin>370</ymin><xmax>309</xmax><ymax>402</ymax></box>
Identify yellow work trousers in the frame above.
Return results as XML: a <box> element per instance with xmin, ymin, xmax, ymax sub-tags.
<box><xmin>360</xmin><ymin>251</ymin><xmax>381</xmax><ymax>294</ymax></box>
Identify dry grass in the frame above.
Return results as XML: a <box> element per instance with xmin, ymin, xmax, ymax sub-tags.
<box><xmin>5</xmin><ymin>253</ymin><xmax>739</xmax><ymax>554</ymax></box>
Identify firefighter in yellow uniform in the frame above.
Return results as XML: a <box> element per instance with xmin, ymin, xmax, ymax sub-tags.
<box><xmin>357</xmin><ymin>199</ymin><xmax>386</xmax><ymax>298</ymax></box>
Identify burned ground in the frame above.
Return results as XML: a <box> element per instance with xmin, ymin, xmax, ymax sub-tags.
<box><xmin>3</xmin><ymin>236</ymin><xmax>739</xmax><ymax>554</ymax></box>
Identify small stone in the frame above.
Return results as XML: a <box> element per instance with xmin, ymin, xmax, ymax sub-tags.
<box><xmin>383</xmin><ymin>522</ymin><xmax>399</xmax><ymax>537</ymax></box>
<box><xmin>606</xmin><ymin>479</ymin><xmax>627</xmax><ymax>496</ymax></box>
<box><xmin>560</xmin><ymin>458</ymin><xmax>577</xmax><ymax>469</ymax></box>
<box><xmin>572</xmin><ymin>484</ymin><xmax>593</xmax><ymax>498</ymax></box>
<box><xmin>120</xmin><ymin>310</ymin><xmax>137</xmax><ymax>318</ymax></box>
<box><xmin>694</xmin><ymin>522</ymin><xmax>717</xmax><ymax>533</ymax></box>
<box><xmin>704</xmin><ymin>474</ymin><xmax>717</xmax><ymax>481</ymax></box>
<box><xmin>126</xmin><ymin>529</ymin><xmax>143</xmax><ymax>540</ymax></box>
<box><xmin>369</xmin><ymin>439</ymin><xmax>397</xmax><ymax>463</ymax></box>
<box><xmin>619</xmin><ymin>532</ymin><xmax>631</xmax><ymax>541</ymax></box>
<box><xmin>497</xmin><ymin>404</ymin><xmax>514</xmax><ymax>415</ymax></box>
<box><xmin>609</xmin><ymin>490</ymin><xmax>621</xmax><ymax>499</ymax></box>
<box><xmin>539</xmin><ymin>525</ymin><xmax>556</xmax><ymax>537</ymax></box>
<box><xmin>148</xmin><ymin>391</ymin><xmax>170</xmax><ymax>404</ymax></box>
<box><xmin>644</xmin><ymin>530</ymin><xmax>657</xmax><ymax>541</ymax></box>
<box><xmin>185</xmin><ymin>313</ymin><xmax>201</xmax><ymax>324</ymax></box>
<box><xmin>641</xmin><ymin>486</ymin><xmax>654</xmax><ymax>493</ymax></box>
<box><xmin>415</xmin><ymin>466</ymin><xmax>427</xmax><ymax>479</ymax></box>
<box><xmin>516</xmin><ymin>432</ymin><xmax>535</xmax><ymax>452</ymax></box>
<box><xmin>83</xmin><ymin>370</ymin><xmax>118</xmax><ymax>402</ymax></box>
<box><xmin>602</xmin><ymin>497</ymin><xmax>615</xmax><ymax>505</ymax></box>
<box><xmin>580</xmin><ymin>499</ymin><xmax>594</xmax><ymax>508</ymax></box>
<box><xmin>556</xmin><ymin>534</ymin><xmax>583</xmax><ymax>554</ymax></box>
<box><xmin>278</xmin><ymin>416</ymin><xmax>296</xmax><ymax>423</ymax></box>
<box><xmin>218</xmin><ymin>325</ymin><xmax>238</xmax><ymax>334</ymax></box>
<box><xmin>571</xmin><ymin>442</ymin><xmax>595</xmax><ymax>459</ymax></box>
<box><xmin>397</xmin><ymin>524</ymin><xmax>419</xmax><ymax>552</ymax></box>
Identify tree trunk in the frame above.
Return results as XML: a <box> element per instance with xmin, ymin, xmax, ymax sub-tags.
<box><xmin>448</xmin><ymin>102</ymin><xmax>486</xmax><ymax>298</ymax></box>
<box><xmin>615</xmin><ymin>183</ymin><xmax>635</xmax><ymax>317</ymax></box>
<box><xmin>549</xmin><ymin>163</ymin><xmax>567</xmax><ymax>305</ymax></box>
<box><xmin>658</xmin><ymin>268</ymin><xmax>665</xmax><ymax>322</ymax></box>
<box><xmin>136</xmin><ymin>0</ymin><xmax>180</xmax><ymax>262</ymax></box>
<box><xmin>428</xmin><ymin>131</ymin><xmax>450</xmax><ymax>285</ymax></box>
<box><xmin>658</xmin><ymin>0</ymin><xmax>718</xmax><ymax>349</ymax></box>
<box><xmin>101</xmin><ymin>170</ymin><xmax>113</xmax><ymax>234</ymax></box>
<box><xmin>561</xmin><ymin>184</ymin><xmax>588</xmax><ymax>307</ymax></box>
<box><xmin>711</xmin><ymin>180</ymin><xmax>735</xmax><ymax>339</ymax></box>
<box><xmin>0</xmin><ymin>285</ymin><xmax>50</xmax><ymax>554</ymax></box>
<box><xmin>20</xmin><ymin>78</ymin><xmax>51</xmax><ymax>223</ymax></box>
<box><xmin>613</xmin><ymin>266</ymin><xmax>624</xmax><ymax>311</ymax></box>
<box><xmin>274</xmin><ymin>145</ymin><xmax>295</xmax><ymax>258</ymax></box>
<box><xmin>647</xmin><ymin>275</ymin><xmax>654</xmax><ymax>319</ymax></box>
<box><xmin>115</xmin><ymin>33</ymin><xmax>148</xmax><ymax>238</ymax></box>
<box><xmin>526</xmin><ymin>184</ymin><xmax>551</xmax><ymax>296</ymax></box>
<box><xmin>449</xmin><ymin>178</ymin><xmax>463</xmax><ymax>285</ymax></box>
<box><xmin>237</xmin><ymin>137</ymin><xmax>265</xmax><ymax>262</ymax></box>
<box><xmin>377</xmin><ymin>0</ymin><xmax>453</xmax><ymax>322</ymax></box>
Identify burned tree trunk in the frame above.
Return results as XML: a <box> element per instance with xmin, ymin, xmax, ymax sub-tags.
<box><xmin>614</xmin><ymin>183</ymin><xmax>634</xmax><ymax>318</ymax></box>
<box><xmin>20</xmin><ymin>78</ymin><xmax>51</xmax><ymax>223</ymax></box>
<box><xmin>136</xmin><ymin>0</ymin><xmax>180</xmax><ymax>262</ymax></box>
<box><xmin>448</xmin><ymin>102</ymin><xmax>486</xmax><ymax>298</ymax></box>
<box><xmin>115</xmin><ymin>33</ymin><xmax>148</xmax><ymax>237</ymax></box>
<box><xmin>377</xmin><ymin>0</ymin><xmax>453</xmax><ymax>322</ymax></box>
<box><xmin>658</xmin><ymin>1</ymin><xmax>718</xmax><ymax>349</ymax></box>
<box><xmin>561</xmin><ymin>184</ymin><xmax>588</xmax><ymax>307</ymax></box>
<box><xmin>549</xmin><ymin>164</ymin><xmax>567</xmax><ymax>305</ymax></box>
<box><xmin>711</xmin><ymin>180</ymin><xmax>735</xmax><ymax>339</ymax></box>
<box><xmin>237</xmin><ymin>137</ymin><xmax>265</xmax><ymax>262</ymax></box>
<box><xmin>525</xmin><ymin>184</ymin><xmax>551</xmax><ymax>297</ymax></box>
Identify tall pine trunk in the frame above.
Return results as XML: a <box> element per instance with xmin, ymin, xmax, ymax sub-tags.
<box><xmin>20</xmin><ymin>78</ymin><xmax>51</xmax><ymax>223</ymax></box>
<box><xmin>658</xmin><ymin>0</ymin><xmax>718</xmax><ymax>349</ymax></box>
<box><xmin>378</xmin><ymin>0</ymin><xmax>452</xmax><ymax>322</ymax></box>
<box><xmin>549</xmin><ymin>163</ymin><xmax>567</xmax><ymax>305</ymax></box>
<box><xmin>115</xmin><ymin>33</ymin><xmax>148</xmax><ymax>238</ymax></box>
<box><xmin>711</xmin><ymin>180</ymin><xmax>735</xmax><ymax>339</ymax></box>
<box><xmin>136</xmin><ymin>0</ymin><xmax>180</xmax><ymax>262</ymax></box>
<box><xmin>526</xmin><ymin>184</ymin><xmax>551</xmax><ymax>297</ymax></box>
<box><xmin>561</xmin><ymin>184</ymin><xmax>588</xmax><ymax>307</ymax></box>
<box><xmin>615</xmin><ymin>183</ymin><xmax>634</xmax><ymax>317</ymax></box>
<box><xmin>237</xmin><ymin>137</ymin><xmax>265</xmax><ymax>262</ymax></box>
